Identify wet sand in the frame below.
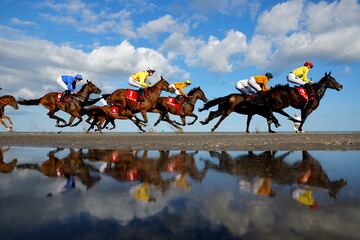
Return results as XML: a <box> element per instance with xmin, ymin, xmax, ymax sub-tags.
<box><xmin>0</xmin><ymin>132</ymin><xmax>359</xmax><ymax>150</ymax></box>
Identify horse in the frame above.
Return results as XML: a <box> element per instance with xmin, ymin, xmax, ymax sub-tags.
<box><xmin>0</xmin><ymin>147</ymin><xmax>17</xmax><ymax>173</ymax></box>
<box><xmin>0</xmin><ymin>95</ymin><xmax>19</xmax><ymax>131</ymax></box>
<box><xmin>84</xmin><ymin>105</ymin><xmax>146</xmax><ymax>133</ymax></box>
<box><xmin>198</xmin><ymin>93</ymin><xmax>280</xmax><ymax>133</ymax></box>
<box><xmin>253</xmin><ymin>72</ymin><xmax>343</xmax><ymax>132</ymax></box>
<box><xmin>103</xmin><ymin>76</ymin><xmax>173</xmax><ymax>124</ymax></box>
<box><xmin>153</xmin><ymin>87</ymin><xmax>208</xmax><ymax>130</ymax></box>
<box><xmin>18</xmin><ymin>80</ymin><xmax>101</xmax><ymax>127</ymax></box>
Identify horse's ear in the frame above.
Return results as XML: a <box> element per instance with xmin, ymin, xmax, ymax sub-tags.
<box><xmin>329</xmin><ymin>71</ymin><xmax>332</xmax><ymax>76</ymax></box>
<box><xmin>325</xmin><ymin>72</ymin><xmax>328</xmax><ymax>77</ymax></box>
<box><xmin>87</xmin><ymin>79</ymin><xmax>90</xmax><ymax>83</ymax></box>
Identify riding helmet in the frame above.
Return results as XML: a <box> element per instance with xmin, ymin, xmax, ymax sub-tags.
<box><xmin>185</xmin><ymin>79</ymin><xmax>191</xmax><ymax>84</ymax></box>
<box><xmin>74</xmin><ymin>74</ymin><xmax>83</xmax><ymax>80</ymax></box>
<box><xmin>265</xmin><ymin>73</ymin><xmax>273</xmax><ymax>79</ymax></box>
<box><xmin>304</xmin><ymin>62</ymin><xmax>314</xmax><ymax>68</ymax></box>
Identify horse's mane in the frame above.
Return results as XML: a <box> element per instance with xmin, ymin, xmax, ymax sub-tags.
<box><xmin>188</xmin><ymin>87</ymin><xmax>201</xmax><ymax>96</ymax></box>
<box><xmin>77</xmin><ymin>82</ymin><xmax>89</xmax><ymax>92</ymax></box>
<box><xmin>269</xmin><ymin>84</ymin><xmax>291</xmax><ymax>92</ymax></box>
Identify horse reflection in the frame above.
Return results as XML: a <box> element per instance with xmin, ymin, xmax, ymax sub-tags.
<box><xmin>0</xmin><ymin>147</ymin><xmax>17</xmax><ymax>173</ymax></box>
<box><xmin>206</xmin><ymin>151</ymin><xmax>347</xmax><ymax>202</ymax></box>
<box><xmin>17</xmin><ymin>148</ymin><xmax>100</xmax><ymax>190</ymax></box>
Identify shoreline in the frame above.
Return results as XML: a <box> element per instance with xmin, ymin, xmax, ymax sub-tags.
<box><xmin>1</xmin><ymin>132</ymin><xmax>359</xmax><ymax>150</ymax></box>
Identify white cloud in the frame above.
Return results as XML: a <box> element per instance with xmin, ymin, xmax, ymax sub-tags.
<box><xmin>136</xmin><ymin>15</ymin><xmax>180</xmax><ymax>38</ymax></box>
<box><xmin>161</xmin><ymin>30</ymin><xmax>247</xmax><ymax>72</ymax></box>
<box><xmin>245</xmin><ymin>0</ymin><xmax>360</xmax><ymax>70</ymax></box>
<box><xmin>191</xmin><ymin>0</ymin><xmax>249</xmax><ymax>15</ymax></box>
<box><xmin>256</xmin><ymin>0</ymin><xmax>304</xmax><ymax>36</ymax></box>
<box><xmin>9</xmin><ymin>18</ymin><xmax>37</xmax><ymax>27</ymax></box>
<box><xmin>0</xmin><ymin>36</ymin><xmax>185</xmax><ymax>98</ymax></box>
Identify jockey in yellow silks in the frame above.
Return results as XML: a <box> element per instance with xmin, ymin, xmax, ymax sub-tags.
<box><xmin>287</xmin><ymin>62</ymin><xmax>313</xmax><ymax>85</ymax></box>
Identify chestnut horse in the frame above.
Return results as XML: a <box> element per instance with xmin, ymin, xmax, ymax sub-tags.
<box><xmin>18</xmin><ymin>80</ymin><xmax>101</xmax><ymax>127</ymax></box>
<box><xmin>103</xmin><ymin>76</ymin><xmax>173</xmax><ymax>124</ymax></box>
<box><xmin>0</xmin><ymin>95</ymin><xmax>19</xmax><ymax>131</ymax></box>
<box><xmin>153</xmin><ymin>87</ymin><xmax>208</xmax><ymax>130</ymax></box>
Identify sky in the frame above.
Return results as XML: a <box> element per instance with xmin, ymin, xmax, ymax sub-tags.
<box><xmin>0</xmin><ymin>0</ymin><xmax>359</xmax><ymax>132</ymax></box>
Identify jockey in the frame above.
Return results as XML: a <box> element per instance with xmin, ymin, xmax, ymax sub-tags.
<box><xmin>128</xmin><ymin>68</ymin><xmax>156</xmax><ymax>100</ymax></box>
<box><xmin>287</xmin><ymin>62</ymin><xmax>313</xmax><ymax>85</ymax></box>
<box><xmin>235</xmin><ymin>73</ymin><xmax>273</xmax><ymax>95</ymax></box>
<box><xmin>171</xmin><ymin>79</ymin><xmax>192</xmax><ymax>101</ymax></box>
<box><xmin>56</xmin><ymin>74</ymin><xmax>83</xmax><ymax>101</ymax></box>
<box><xmin>291</xmin><ymin>188</ymin><xmax>318</xmax><ymax>210</ymax></box>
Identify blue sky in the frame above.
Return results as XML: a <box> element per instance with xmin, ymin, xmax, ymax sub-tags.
<box><xmin>1</xmin><ymin>0</ymin><xmax>359</xmax><ymax>132</ymax></box>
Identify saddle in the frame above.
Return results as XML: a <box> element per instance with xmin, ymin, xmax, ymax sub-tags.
<box><xmin>56</xmin><ymin>92</ymin><xmax>72</xmax><ymax>103</ymax></box>
<box><xmin>125</xmin><ymin>89</ymin><xmax>144</xmax><ymax>109</ymax></box>
<box><xmin>295</xmin><ymin>85</ymin><xmax>316</xmax><ymax>102</ymax></box>
<box><xmin>166</xmin><ymin>97</ymin><xmax>183</xmax><ymax>115</ymax></box>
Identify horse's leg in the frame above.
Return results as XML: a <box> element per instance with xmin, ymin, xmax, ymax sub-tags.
<box><xmin>187</xmin><ymin>114</ymin><xmax>198</xmax><ymax>125</ymax></box>
<box><xmin>200</xmin><ymin>110</ymin><xmax>222</xmax><ymax>125</ymax></box>
<box><xmin>173</xmin><ymin>116</ymin><xmax>186</xmax><ymax>126</ymax></box>
<box><xmin>131</xmin><ymin>118</ymin><xmax>145</xmax><ymax>132</ymax></box>
<box><xmin>154</xmin><ymin>112</ymin><xmax>164</xmax><ymax>126</ymax></box>
<box><xmin>246</xmin><ymin>114</ymin><xmax>253</xmax><ymax>133</ymax></box>
<box><xmin>2</xmin><ymin>114</ymin><xmax>13</xmax><ymax>129</ymax></box>
<box><xmin>59</xmin><ymin>116</ymin><xmax>75</xmax><ymax>127</ymax></box>
<box><xmin>140</xmin><ymin>110</ymin><xmax>148</xmax><ymax>124</ymax></box>
<box><xmin>70</xmin><ymin>112</ymin><xmax>83</xmax><ymax>127</ymax></box>
<box><xmin>0</xmin><ymin>118</ymin><xmax>10</xmax><ymax>130</ymax></box>
<box><xmin>276</xmin><ymin>109</ymin><xmax>301</xmax><ymax>122</ymax></box>
<box><xmin>48</xmin><ymin>109</ymin><xmax>66</xmax><ymax>126</ymax></box>
<box><xmin>211</xmin><ymin>113</ymin><xmax>229</xmax><ymax>132</ymax></box>
<box><xmin>160</xmin><ymin>112</ymin><xmax>182</xmax><ymax>130</ymax></box>
<box><xmin>298</xmin><ymin>108</ymin><xmax>315</xmax><ymax>132</ymax></box>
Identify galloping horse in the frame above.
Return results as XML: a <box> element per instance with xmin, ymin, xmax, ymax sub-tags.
<box><xmin>250</xmin><ymin>72</ymin><xmax>343</xmax><ymax>132</ymax></box>
<box><xmin>199</xmin><ymin>93</ymin><xmax>280</xmax><ymax>132</ymax></box>
<box><xmin>103</xmin><ymin>76</ymin><xmax>173</xmax><ymax>124</ymax></box>
<box><xmin>18</xmin><ymin>80</ymin><xmax>101</xmax><ymax>127</ymax></box>
<box><xmin>153</xmin><ymin>87</ymin><xmax>208</xmax><ymax>129</ymax></box>
<box><xmin>0</xmin><ymin>95</ymin><xmax>19</xmax><ymax>131</ymax></box>
<box><xmin>84</xmin><ymin>105</ymin><xmax>146</xmax><ymax>133</ymax></box>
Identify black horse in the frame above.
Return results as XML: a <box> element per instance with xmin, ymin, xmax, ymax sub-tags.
<box><xmin>199</xmin><ymin>93</ymin><xmax>280</xmax><ymax>133</ymax></box>
<box><xmin>249</xmin><ymin>72</ymin><xmax>343</xmax><ymax>132</ymax></box>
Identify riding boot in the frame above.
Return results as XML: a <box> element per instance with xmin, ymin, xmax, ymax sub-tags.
<box><xmin>137</xmin><ymin>88</ymin><xmax>145</xmax><ymax>102</ymax></box>
<box><xmin>60</xmin><ymin>90</ymin><xmax>71</xmax><ymax>102</ymax></box>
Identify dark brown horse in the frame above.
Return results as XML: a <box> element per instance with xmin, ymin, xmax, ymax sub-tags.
<box><xmin>103</xmin><ymin>76</ymin><xmax>173</xmax><ymax>124</ymax></box>
<box><xmin>18</xmin><ymin>80</ymin><xmax>101</xmax><ymax>127</ymax></box>
<box><xmin>153</xmin><ymin>87</ymin><xmax>208</xmax><ymax>130</ymax></box>
<box><xmin>0</xmin><ymin>95</ymin><xmax>19</xmax><ymax>131</ymax></box>
<box><xmin>84</xmin><ymin>105</ymin><xmax>146</xmax><ymax>133</ymax></box>
<box><xmin>199</xmin><ymin>93</ymin><xmax>280</xmax><ymax>132</ymax></box>
<box><xmin>253</xmin><ymin>72</ymin><xmax>343</xmax><ymax>132</ymax></box>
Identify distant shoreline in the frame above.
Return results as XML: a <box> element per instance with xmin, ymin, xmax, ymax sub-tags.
<box><xmin>1</xmin><ymin>132</ymin><xmax>359</xmax><ymax>150</ymax></box>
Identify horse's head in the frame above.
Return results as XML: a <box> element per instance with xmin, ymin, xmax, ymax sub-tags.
<box><xmin>86</xmin><ymin>80</ymin><xmax>101</xmax><ymax>94</ymax></box>
<box><xmin>155</xmin><ymin>76</ymin><xmax>174</xmax><ymax>93</ymax></box>
<box><xmin>328</xmin><ymin>178</ymin><xmax>347</xmax><ymax>199</ymax></box>
<box><xmin>319</xmin><ymin>72</ymin><xmax>343</xmax><ymax>91</ymax></box>
<box><xmin>189</xmin><ymin>87</ymin><xmax>208</xmax><ymax>103</ymax></box>
<box><xmin>10</xmin><ymin>96</ymin><xmax>19</xmax><ymax>110</ymax></box>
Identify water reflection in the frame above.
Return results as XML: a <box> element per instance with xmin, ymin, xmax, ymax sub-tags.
<box><xmin>207</xmin><ymin>151</ymin><xmax>347</xmax><ymax>209</ymax></box>
<box><xmin>0</xmin><ymin>147</ymin><xmax>358</xmax><ymax>239</ymax></box>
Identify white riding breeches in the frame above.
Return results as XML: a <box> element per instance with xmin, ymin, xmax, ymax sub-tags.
<box><xmin>287</xmin><ymin>73</ymin><xmax>306</xmax><ymax>85</ymax></box>
<box><xmin>56</xmin><ymin>76</ymin><xmax>68</xmax><ymax>90</ymax></box>
<box><xmin>169</xmin><ymin>84</ymin><xmax>181</xmax><ymax>95</ymax></box>
<box><xmin>248</xmin><ymin>76</ymin><xmax>262</xmax><ymax>91</ymax></box>
<box><xmin>235</xmin><ymin>80</ymin><xmax>254</xmax><ymax>95</ymax></box>
<box><xmin>128</xmin><ymin>77</ymin><xmax>143</xmax><ymax>88</ymax></box>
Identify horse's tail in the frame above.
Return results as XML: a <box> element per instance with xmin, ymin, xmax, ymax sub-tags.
<box><xmin>17</xmin><ymin>97</ymin><xmax>41</xmax><ymax>106</ymax></box>
<box><xmin>16</xmin><ymin>163</ymin><xmax>40</xmax><ymax>170</ymax></box>
<box><xmin>198</xmin><ymin>95</ymin><xmax>229</xmax><ymax>112</ymax></box>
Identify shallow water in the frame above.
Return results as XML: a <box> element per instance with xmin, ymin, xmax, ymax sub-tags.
<box><xmin>0</xmin><ymin>147</ymin><xmax>359</xmax><ymax>240</ymax></box>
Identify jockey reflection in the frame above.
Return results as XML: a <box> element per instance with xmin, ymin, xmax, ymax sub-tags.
<box><xmin>16</xmin><ymin>148</ymin><xmax>101</xmax><ymax>191</ymax></box>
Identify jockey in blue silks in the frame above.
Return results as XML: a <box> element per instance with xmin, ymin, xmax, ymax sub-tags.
<box><xmin>56</xmin><ymin>74</ymin><xmax>83</xmax><ymax>101</ymax></box>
